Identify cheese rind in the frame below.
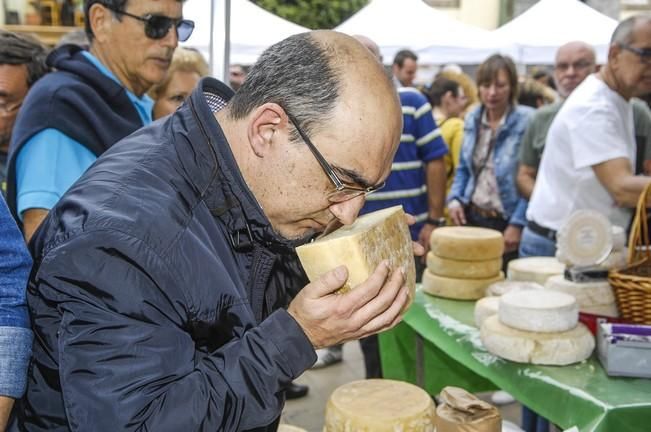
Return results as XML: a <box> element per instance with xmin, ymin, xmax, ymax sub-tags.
<box><xmin>556</xmin><ymin>210</ymin><xmax>613</xmax><ymax>266</ymax></box>
<box><xmin>430</xmin><ymin>227</ymin><xmax>504</xmax><ymax>261</ymax></box>
<box><xmin>507</xmin><ymin>257</ymin><xmax>565</xmax><ymax>285</ymax></box>
<box><xmin>480</xmin><ymin>315</ymin><xmax>595</xmax><ymax>365</ymax></box>
<box><xmin>474</xmin><ymin>296</ymin><xmax>500</xmax><ymax>328</ymax></box>
<box><xmin>499</xmin><ymin>290</ymin><xmax>578</xmax><ymax>333</ymax></box>
<box><xmin>422</xmin><ymin>270</ymin><xmax>505</xmax><ymax>300</ymax></box>
<box><xmin>485</xmin><ymin>280</ymin><xmax>544</xmax><ymax>297</ymax></box>
<box><xmin>277</xmin><ymin>426</ymin><xmax>307</xmax><ymax>432</ymax></box>
<box><xmin>426</xmin><ymin>252</ymin><xmax>501</xmax><ymax>279</ymax></box>
<box><xmin>296</xmin><ymin>206</ymin><xmax>416</xmax><ymax>303</ymax></box>
<box><xmin>324</xmin><ymin>379</ymin><xmax>436</xmax><ymax>432</ymax></box>
<box><xmin>544</xmin><ymin>274</ymin><xmax>615</xmax><ymax>307</ymax></box>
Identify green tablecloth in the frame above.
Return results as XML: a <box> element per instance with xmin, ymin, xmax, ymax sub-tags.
<box><xmin>379</xmin><ymin>288</ymin><xmax>651</xmax><ymax>432</ymax></box>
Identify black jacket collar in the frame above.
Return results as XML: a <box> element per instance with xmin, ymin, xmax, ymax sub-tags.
<box><xmin>179</xmin><ymin>77</ymin><xmax>299</xmax><ymax>254</ymax></box>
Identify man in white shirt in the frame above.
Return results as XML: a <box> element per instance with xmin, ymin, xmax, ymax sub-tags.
<box><xmin>527</xmin><ymin>15</ymin><xmax>651</xmax><ymax>249</ymax></box>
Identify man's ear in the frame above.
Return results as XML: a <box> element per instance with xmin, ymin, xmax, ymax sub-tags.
<box><xmin>247</xmin><ymin>103</ymin><xmax>285</xmax><ymax>158</ymax></box>
<box><xmin>88</xmin><ymin>3</ymin><xmax>112</xmax><ymax>44</ymax></box>
<box><xmin>607</xmin><ymin>43</ymin><xmax>620</xmax><ymax>66</ymax></box>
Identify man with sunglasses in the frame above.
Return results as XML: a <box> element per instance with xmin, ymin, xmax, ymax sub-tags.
<box><xmin>17</xmin><ymin>31</ymin><xmax>417</xmax><ymax>431</ymax></box>
<box><xmin>6</xmin><ymin>0</ymin><xmax>193</xmax><ymax>241</ymax></box>
<box><xmin>527</xmin><ymin>15</ymin><xmax>651</xmax><ymax>255</ymax></box>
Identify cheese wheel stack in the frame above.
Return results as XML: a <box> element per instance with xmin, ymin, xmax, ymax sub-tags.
<box><xmin>324</xmin><ymin>379</ymin><xmax>436</xmax><ymax>432</ymax></box>
<box><xmin>423</xmin><ymin>227</ymin><xmax>505</xmax><ymax>300</ymax></box>
<box><xmin>475</xmin><ymin>281</ymin><xmax>544</xmax><ymax>327</ymax></box>
<box><xmin>545</xmin><ymin>274</ymin><xmax>619</xmax><ymax>317</ymax></box>
<box><xmin>507</xmin><ymin>257</ymin><xmax>565</xmax><ymax>285</ymax></box>
<box><xmin>480</xmin><ymin>290</ymin><xmax>594</xmax><ymax>365</ymax></box>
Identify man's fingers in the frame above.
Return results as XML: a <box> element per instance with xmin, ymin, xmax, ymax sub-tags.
<box><xmin>358</xmin><ymin>285</ymin><xmax>409</xmax><ymax>335</ymax></box>
<box><xmin>404</xmin><ymin>213</ymin><xmax>417</xmax><ymax>226</ymax></box>
<box><xmin>353</xmin><ymin>266</ymin><xmax>405</xmax><ymax>328</ymax></box>
<box><xmin>343</xmin><ymin>260</ymin><xmax>391</xmax><ymax>309</ymax></box>
<box><xmin>413</xmin><ymin>240</ymin><xmax>425</xmax><ymax>257</ymax></box>
<box><xmin>306</xmin><ymin>265</ymin><xmax>349</xmax><ymax>298</ymax></box>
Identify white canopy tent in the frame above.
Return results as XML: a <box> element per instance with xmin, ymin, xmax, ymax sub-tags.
<box><xmin>182</xmin><ymin>0</ymin><xmax>310</xmax><ymax>74</ymax></box>
<box><xmin>335</xmin><ymin>0</ymin><xmax>501</xmax><ymax>64</ymax></box>
<box><xmin>492</xmin><ymin>0</ymin><xmax>618</xmax><ymax>64</ymax></box>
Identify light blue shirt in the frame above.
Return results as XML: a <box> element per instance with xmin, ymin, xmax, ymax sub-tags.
<box><xmin>16</xmin><ymin>51</ymin><xmax>153</xmax><ymax>219</ymax></box>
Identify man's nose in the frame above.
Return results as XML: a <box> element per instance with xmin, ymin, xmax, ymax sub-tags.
<box><xmin>161</xmin><ymin>26</ymin><xmax>179</xmax><ymax>48</ymax></box>
<box><xmin>330</xmin><ymin>195</ymin><xmax>366</xmax><ymax>226</ymax></box>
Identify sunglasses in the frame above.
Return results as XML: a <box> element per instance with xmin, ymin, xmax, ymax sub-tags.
<box><xmin>103</xmin><ymin>5</ymin><xmax>194</xmax><ymax>42</ymax></box>
<box><xmin>619</xmin><ymin>43</ymin><xmax>651</xmax><ymax>65</ymax></box>
<box><xmin>285</xmin><ymin>111</ymin><xmax>385</xmax><ymax>203</ymax></box>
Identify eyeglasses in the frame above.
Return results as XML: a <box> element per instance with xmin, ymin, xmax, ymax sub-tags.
<box><xmin>285</xmin><ymin>112</ymin><xmax>385</xmax><ymax>203</ymax></box>
<box><xmin>0</xmin><ymin>100</ymin><xmax>22</xmax><ymax>116</ymax></box>
<box><xmin>103</xmin><ymin>5</ymin><xmax>194</xmax><ymax>42</ymax></box>
<box><xmin>619</xmin><ymin>43</ymin><xmax>651</xmax><ymax>65</ymax></box>
<box><xmin>554</xmin><ymin>60</ymin><xmax>594</xmax><ymax>72</ymax></box>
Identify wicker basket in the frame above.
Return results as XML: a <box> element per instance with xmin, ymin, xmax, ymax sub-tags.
<box><xmin>608</xmin><ymin>182</ymin><xmax>651</xmax><ymax>325</ymax></box>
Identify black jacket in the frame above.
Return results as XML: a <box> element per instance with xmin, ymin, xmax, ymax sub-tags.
<box><xmin>19</xmin><ymin>78</ymin><xmax>316</xmax><ymax>431</ymax></box>
<box><xmin>6</xmin><ymin>45</ymin><xmax>144</xmax><ymax>222</ymax></box>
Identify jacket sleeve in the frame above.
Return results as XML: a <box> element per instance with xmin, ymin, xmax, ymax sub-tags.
<box><xmin>509</xmin><ymin>197</ymin><xmax>528</xmax><ymax>227</ymax></box>
<box><xmin>0</xmin><ymin>196</ymin><xmax>32</xmax><ymax>398</ymax></box>
<box><xmin>40</xmin><ymin>231</ymin><xmax>315</xmax><ymax>431</ymax></box>
<box><xmin>448</xmin><ymin>128</ymin><xmax>473</xmax><ymax>204</ymax></box>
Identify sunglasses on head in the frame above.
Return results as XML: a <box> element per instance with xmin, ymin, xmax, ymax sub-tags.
<box><xmin>103</xmin><ymin>5</ymin><xmax>195</xmax><ymax>42</ymax></box>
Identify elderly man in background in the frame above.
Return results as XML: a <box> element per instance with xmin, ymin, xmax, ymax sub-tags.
<box><xmin>0</xmin><ymin>31</ymin><xmax>48</xmax><ymax>197</ymax></box>
<box><xmin>18</xmin><ymin>31</ymin><xmax>415</xmax><ymax>431</ymax></box>
<box><xmin>527</xmin><ymin>16</ymin><xmax>651</xmax><ymax>258</ymax></box>
<box><xmin>6</xmin><ymin>0</ymin><xmax>192</xmax><ymax>240</ymax></box>
<box><xmin>519</xmin><ymin>40</ymin><xmax>651</xmax><ymax>257</ymax></box>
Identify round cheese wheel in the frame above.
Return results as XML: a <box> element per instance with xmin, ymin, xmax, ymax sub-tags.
<box><xmin>612</xmin><ymin>226</ymin><xmax>626</xmax><ymax>251</ymax></box>
<box><xmin>429</xmin><ymin>227</ymin><xmax>504</xmax><ymax>261</ymax></box>
<box><xmin>480</xmin><ymin>315</ymin><xmax>595</xmax><ymax>365</ymax></box>
<box><xmin>544</xmin><ymin>274</ymin><xmax>615</xmax><ymax>307</ymax></box>
<box><xmin>557</xmin><ymin>210</ymin><xmax>613</xmax><ymax>266</ymax></box>
<box><xmin>507</xmin><ymin>257</ymin><xmax>565</xmax><ymax>285</ymax></box>
<box><xmin>499</xmin><ymin>290</ymin><xmax>578</xmax><ymax>333</ymax></box>
<box><xmin>474</xmin><ymin>296</ymin><xmax>500</xmax><ymax>328</ymax></box>
<box><xmin>599</xmin><ymin>249</ymin><xmax>628</xmax><ymax>270</ymax></box>
<box><xmin>422</xmin><ymin>270</ymin><xmax>505</xmax><ymax>300</ymax></box>
<box><xmin>324</xmin><ymin>379</ymin><xmax>436</xmax><ymax>432</ymax></box>
<box><xmin>485</xmin><ymin>280</ymin><xmax>544</xmax><ymax>297</ymax></box>
<box><xmin>426</xmin><ymin>252</ymin><xmax>502</xmax><ymax>279</ymax></box>
<box><xmin>581</xmin><ymin>302</ymin><xmax>619</xmax><ymax>318</ymax></box>
<box><xmin>278</xmin><ymin>426</ymin><xmax>308</xmax><ymax>432</ymax></box>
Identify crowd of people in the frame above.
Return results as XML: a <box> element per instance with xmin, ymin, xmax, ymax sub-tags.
<box><xmin>1</xmin><ymin>0</ymin><xmax>651</xmax><ymax>431</ymax></box>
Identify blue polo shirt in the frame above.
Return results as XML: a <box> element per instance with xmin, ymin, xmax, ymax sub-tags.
<box><xmin>15</xmin><ymin>51</ymin><xmax>153</xmax><ymax>219</ymax></box>
<box><xmin>362</xmin><ymin>87</ymin><xmax>447</xmax><ymax>240</ymax></box>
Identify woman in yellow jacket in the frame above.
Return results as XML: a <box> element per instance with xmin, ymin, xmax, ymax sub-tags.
<box><xmin>426</xmin><ymin>76</ymin><xmax>469</xmax><ymax>195</ymax></box>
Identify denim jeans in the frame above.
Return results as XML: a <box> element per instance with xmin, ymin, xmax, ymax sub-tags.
<box><xmin>518</xmin><ymin>226</ymin><xmax>556</xmax><ymax>258</ymax></box>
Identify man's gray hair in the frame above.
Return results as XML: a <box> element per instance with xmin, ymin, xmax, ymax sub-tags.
<box><xmin>227</xmin><ymin>32</ymin><xmax>341</xmax><ymax>141</ymax></box>
<box><xmin>611</xmin><ymin>14</ymin><xmax>651</xmax><ymax>45</ymax></box>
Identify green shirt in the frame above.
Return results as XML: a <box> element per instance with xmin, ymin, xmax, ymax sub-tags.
<box><xmin>518</xmin><ymin>101</ymin><xmax>562</xmax><ymax>169</ymax></box>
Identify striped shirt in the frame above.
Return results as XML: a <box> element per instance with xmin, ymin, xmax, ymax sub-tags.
<box><xmin>362</xmin><ymin>87</ymin><xmax>447</xmax><ymax>239</ymax></box>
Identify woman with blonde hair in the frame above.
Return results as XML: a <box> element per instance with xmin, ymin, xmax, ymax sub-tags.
<box><xmin>149</xmin><ymin>47</ymin><xmax>209</xmax><ymax>119</ymax></box>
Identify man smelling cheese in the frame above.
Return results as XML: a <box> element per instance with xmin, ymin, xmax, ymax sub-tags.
<box><xmin>296</xmin><ymin>206</ymin><xmax>416</xmax><ymax>303</ymax></box>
